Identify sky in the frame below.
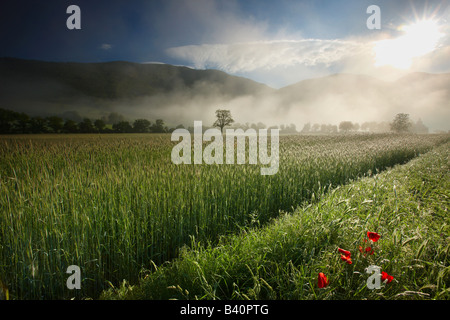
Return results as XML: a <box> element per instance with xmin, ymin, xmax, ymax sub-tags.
<box><xmin>1</xmin><ymin>0</ymin><xmax>450</xmax><ymax>88</ymax></box>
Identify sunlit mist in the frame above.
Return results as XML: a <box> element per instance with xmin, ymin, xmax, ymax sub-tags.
<box><xmin>374</xmin><ymin>19</ymin><xmax>443</xmax><ymax>69</ymax></box>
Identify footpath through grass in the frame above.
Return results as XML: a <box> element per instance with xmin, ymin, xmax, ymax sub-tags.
<box><xmin>102</xmin><ymin>142</ymin><xmax>450</xmax><ymax>300</ymax></box>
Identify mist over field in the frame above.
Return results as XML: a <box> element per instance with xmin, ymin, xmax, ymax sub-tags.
<box><xmin>1</xmin><ymin>58</ymin><xmax>449</xmax><ymax>132</ymax></box>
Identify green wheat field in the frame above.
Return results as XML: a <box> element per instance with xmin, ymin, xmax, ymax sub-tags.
<box><xmin>0</xmin><ymin>133</ymin><xmax>449</xmax><ymax>300</ymax></box>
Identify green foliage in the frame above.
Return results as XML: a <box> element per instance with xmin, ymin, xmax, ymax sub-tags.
<box><xmin>112</xmin><ymin>121</ymin><xmax>133</xmax><ymax>133</ymax></box>
<box><xmin>63</xmin><ymin>119</ymin><xmax>78</xmax><ymax>133</ymax></box>
<box><xmin>151</xmin><ymin>119</ymin><xmax>167</xmax><ymax>133</ymax></box>
<box><xmin>47</xmin><ymin>116</ymin><xmax>64</xmax><ymax>133</ymax></box>
<box><xmin>0</xmin><ymin>108</ymin><xmax>173</xmax><ymax>134</ymax></box>
<box><xmin>94</xmin><ymin>119</ymin><xmax>106</xmax><ymax>133</ymax></box>
<box><xmin>133</xmin><ymin>119</ymin><xmax>151</xmax><ymax>133</ymax></box>
<box><xmin>78</xmin><ymin>118</ymin><xmax>95</xmax><ymax>133</ymax></box>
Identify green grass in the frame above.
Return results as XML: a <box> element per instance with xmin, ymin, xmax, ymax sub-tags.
<box><xmin>101</xmin><ymin>141</ymin><xmax>450</xmax><ymax>300</ymax></box>
<box><xmin>0</xmin><ymin>133</ymin><xmax>448</xmax><ymax>299</ymax></box>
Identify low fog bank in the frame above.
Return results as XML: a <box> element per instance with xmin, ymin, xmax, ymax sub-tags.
<box><xmin>87</xmin><ymin>73</ymin><xmax>450</xmax><ymax>132</ymax></box>
<box><xmin>1</xmin><ymin>58</ymin><xmax>449</xmax><ymax>132</ymax></box>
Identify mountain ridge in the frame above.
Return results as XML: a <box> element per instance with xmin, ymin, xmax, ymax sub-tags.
<box><xmin>0</xmin><ymin>57</ymin><xmax>274</xmax><ymax>99</ymax></box>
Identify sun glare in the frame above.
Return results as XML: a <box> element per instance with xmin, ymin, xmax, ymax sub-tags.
<box><xmin>374</xmin><ymin>19</ymin><xmax>443</xmax><ymax>69</ymax></box>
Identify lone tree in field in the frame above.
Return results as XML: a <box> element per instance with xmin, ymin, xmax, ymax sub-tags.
<box><xmin>390</xmin><ymin>113</ymin><xmax>412</xmax><ymax>133</ymax></box>
<box><xmin>339</xmin><ymin>121</ymin><xmax>354</xmax><ymax>132</ymax></box>
<box><xmin>213</xmin><ymin>109</ymin><xmax>234</xmax><ymax>133</ymax></box>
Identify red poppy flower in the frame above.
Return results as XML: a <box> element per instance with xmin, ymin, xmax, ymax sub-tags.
<box><xmin>381</xmin><ymin>271</ymin><xmax>394</xmax><ymax>283</ymax></box>
<box><xmin>318</xmin><ymin>272</ymin><xmax>329</xmax><ymax>288</ymax></box>
<box><xmin>359</xmin><ymin>245</ymin><xmax>374</xmax><ymax>256</ymax></box>
<box><xmin>338</xmin><ymin>248</ymin><xmax>351</xmax><ymax>256</ymax></box>
<box><xmin>367</xmin><ymin>232</ymin><xmax>381</xmax><ymax>242</ymax></box>
<box><xmin>366</xmin><ymin>247</ymin><xmax>374</xmax><ymax>255</ymax></box>
<box><xmin>338</xmin><ymin>248</ymin><xmax>352</xmax><ymax>264</ymax></box>
<box><xmin>340</xmin><ymin>255</ymin><xmax>352</xmax><ymax>264</ymax></box>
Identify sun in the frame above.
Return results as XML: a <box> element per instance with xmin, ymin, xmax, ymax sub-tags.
<box><xmin>373</xmin><ymin>19</ymin><xmax>443</xmax><ymax>69</ymax></box>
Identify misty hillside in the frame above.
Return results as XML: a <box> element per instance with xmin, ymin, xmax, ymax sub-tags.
<box><xmin>0</xmin><ymin>57</ymin><xmax>449</xmax><ymax>130</ymax></box>
<box><xmin>0</xmin><ymin>57</ymin><xmax>273</xmax><ymax>99</ymax></box>
<box><xmin>0</xmin><ymin>57</ymin><xmax>274</xmax><ymax>123</ymax></box>
<box><xmin>275</xmin><ymin>72</ymin><xmax>450</xmax><ymax>131</ymax></box>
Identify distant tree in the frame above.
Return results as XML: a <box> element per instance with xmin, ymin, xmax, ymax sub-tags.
<box><xmin>321</xmin><ymin>124</ymin><xmax>336</xmax><ymax>134</ymax></box>
<box><xmin>390</xmin><ymin>113</ymin><xmax>412</xmax><ymax>133</ymax></box>
<box><xmin>301</xmin><ymin>122</ymin><xmax>311</xmax><ymax>133</ymax></box>
<box><xmin>133</xmin><ymin>119</ymin><xmax>151</xmax><ymax>133</ymax></box>
<box><xmin>411</xmin><ymin>118</ymin><xmax>429</xmax><ymax>134</ymax></box>
<box><xmin>256</xmin><ymin>122</ymin><xmax>266</xmax><ymax>130</ymax></box>
<box><xmin>311</xmin><ymin>123</ymin><xmax>338</xmax><ymax>134</ymax></box>
<box><xmin>0</xmin><ymin>108</ymin><xmax>31</xmax><ymax>133</ymax></box>
<box><xmin>79</xmin><ymin>118</ymin><xmax>95</xmax><ymax>133</ymax></box>
<box><xmin>250</xmin><ymin>122</ymin><xmax>266</xmax><ymax>130</ymax></box>
<box><xmin>14</xmin><ymin>112</ymin><xmax>30</xmax><ymax>133</ymax></box>
<box><xmin>63</xmin><ymin>119</ymin><xmax>78</xmax><ymax>133</ymax></box>
<box><xmin>330</xmin><ymin>124</ymin><xmax>338</xmax><ymax>134</ymax></box>
<box><xmin>361</xmin><ymin>122</ymin><xmax>370</xmax><ymax>131</ymax></box>
<box><xmin>151</xmin><ymin>119</ymin><xmax>166</xmax><ymax>133</ymax></box>
<box><xmin>113</xmin><ymin>121</ymin><xmax>132</xmax><ymax>133</ymax></box>
<box><xmin>94</xmin><ymin>119</ymin><xmax>106</xmax><ymax>133</ymax></box>
<box><xmin>0</xmin><ymin>108</ymin><xmax>19</xmax><ymax>133</ymax></box>
<box><xmin>47</xmin><ymin>116</ymin><xmax>64</xmax><ymax>133</ymax></box>
<box><xmin>339</xmin><ymin>121</ymin><xmax>354</xmax><ymax>132</ymax></box>
<box><xmin>290</xmin><ymin>123</ymin><xmax>297</xmax><ymax>133</ymax></box>
<box><xmin>311</xmin><ymin>123</ymin><xmax>320</xmax><ymax>132</ymax></box>
<box><xmin>102</xmin><ymin>127</ymin><xmax>114</xmax><ymax>133</ymax></box>
<box><xmin>170</xmin><ymin>124</ymin><xmax>185</xmax><ymax>133</ymax></box>
<box><xmin>352</xmin><ymin>122</ymin><xmax>360</xmax><ymax>131</ymax></box>
<box><xmin>284</xmin><ymin>123</ymin><xmax>297</xmax><ymax>133</ymax></box>
<box><xmin>213</xmin><ymin>109</ymin><xmax>234</xmax><ymax>133</ymax></box>
<box><xmin>30</xmin><ymin>117</ymin><xmax>48</xmax><ymax>133</ymax></box>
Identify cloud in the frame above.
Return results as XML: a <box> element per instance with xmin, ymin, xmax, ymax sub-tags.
<box><xmin>160</xmin><ymin>0</ymin><xmax>450</xmax><ymax>90</ymax></box>
<box><xmin>167</xmin><ymin>39</ymin><xmax>371</xmax><ymax>73</ymax></box>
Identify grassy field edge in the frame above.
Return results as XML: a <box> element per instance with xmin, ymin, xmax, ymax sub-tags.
<box><xmin>101</xmin><ymin>142</ymin><xmax>450</xmax><ymax>300</ymax></box>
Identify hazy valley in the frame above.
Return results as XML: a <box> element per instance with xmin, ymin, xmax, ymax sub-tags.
<box><xmin>1</xmin><ymin>57</ymin><xmax>449</xmax><ymax>132</ymax></box>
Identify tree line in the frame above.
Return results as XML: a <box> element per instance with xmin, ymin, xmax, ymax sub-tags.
<box><xmin>0</xmin><ymin>107</ymin><xmax>430</xmax><ymax>135</ymax></box>
<box><xmin>0</xmin><ymin>108</ymin><xmax>183</xmax><ymax>134</ymax></box>
<box><xmin>226</xmin><ymin>112</ymin><xmax>428</xmax><ymax>134</ymax></box>
<box><xmin>300</xmin><ymin>116</ymin><xmax>429</xmax><ymax>134</ymax></box>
